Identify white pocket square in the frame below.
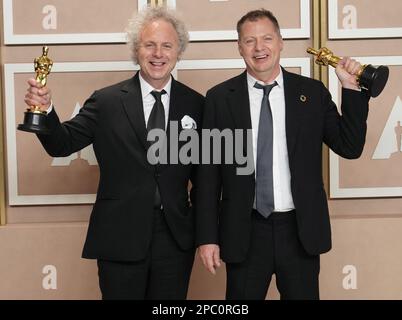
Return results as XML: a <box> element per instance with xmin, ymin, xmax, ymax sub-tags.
<box><xmin>181</xmin><ymin>115</ymin><xmax>197</xmax><ymax>129</ymax></box>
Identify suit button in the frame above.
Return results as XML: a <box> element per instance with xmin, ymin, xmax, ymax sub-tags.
<box><xmin>155</xmin><ymin>173</ymin><xmax>160</xmax><ymax>178</ymax></box>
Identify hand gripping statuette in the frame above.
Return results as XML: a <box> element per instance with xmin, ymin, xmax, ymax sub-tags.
<box><xmin>307</xmin><ymin>47</ymin><xmax>389</xmax><ymax>98</ymax></box>
<box><xmin>18</xmin><ymin>46</ymin><xmax>53</xmax><ymax>134</ymax></box>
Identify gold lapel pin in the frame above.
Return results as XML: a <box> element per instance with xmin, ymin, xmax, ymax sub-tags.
<box><xmin>300</xmin><ymin>95</ymin><xmax>307</xmax><ymax>102</ymax></box>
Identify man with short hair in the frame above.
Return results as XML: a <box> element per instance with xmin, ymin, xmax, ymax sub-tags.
<box><xmin>196</xmin><ymin>9</ymin><xmax>370</xmax><ymax>299</ymax></box>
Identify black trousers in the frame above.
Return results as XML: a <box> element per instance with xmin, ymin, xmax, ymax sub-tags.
<box><xmin>97</xmin><ymin>209</ymin><xmax>195</xmax><ymax>300</ymax></box>
<box><xmin>226</xmin><ymin>210</ymin><xmax>320</xmax><ymax>300</ymax></box>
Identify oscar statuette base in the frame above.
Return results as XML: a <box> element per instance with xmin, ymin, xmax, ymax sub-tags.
<box><xmin>17</xmin><ymin>110</ymin><xmax>50</xmax><ymax>134</ymax></box>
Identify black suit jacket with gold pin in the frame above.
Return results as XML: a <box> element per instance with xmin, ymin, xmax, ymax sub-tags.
<box><xmin>38</xmin><ymin>72</ymin><xmax>204</xmax><ymax>261</ymax></box>
<box><xmin>195</xmin><ymin>68</ymin><xmax>369</xmax><ymax>263</ymax></box>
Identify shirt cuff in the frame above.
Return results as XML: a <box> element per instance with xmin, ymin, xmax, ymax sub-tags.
<box><xmin>46</xmin><ymin>103</ymin><xmax>54</xmax><ymax>114</ymax></box>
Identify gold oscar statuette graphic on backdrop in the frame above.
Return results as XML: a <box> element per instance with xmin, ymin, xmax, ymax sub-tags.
<box><xmin>307</xmin><ymin>47</ymin><xmax>389</xmax><ymax>98</ymax></box>
<box><xmin>18</xmin><ymin>46</ymin><xmax>53</xmax><ymax>134</ymax></box>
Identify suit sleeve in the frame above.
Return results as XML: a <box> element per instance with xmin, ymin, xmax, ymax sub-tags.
<box><xmin>195</xmin><ymin>90</ymin><xmax>222</xmax><ymax>246</ymax></box>
<box><xmin>323</xmin><ymin>85</ymin><xmax>370</xmax><ymax>159</ymax></box>
<box><xmin>37</xmin><ymin>91</ymin><xmax>99</xmax><ymax>157</ymax></box>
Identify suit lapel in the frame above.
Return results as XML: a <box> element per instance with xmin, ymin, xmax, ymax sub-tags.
<box><xmin>226</xmin><ymin>72</ymin><xmax>253</xmax><ymax>159</ymax></box>
<box><xmin>227</xmin><ymin>71</ymin><xmax>252</xmax><ymax>131</ymax></box>
<box><xmin>158</xmin><ymin>77</ymin><xmax>184</xmax><ymax>171</ymax></box>
<box><xmin>121</xmin><ymin>72</ymin><xmax>149</xmax><ymax>151</ymax></box>
<box><xmin>283</xmin><ymin>68</ymin><xmax>303</xmax><ymax>160</ymax></box>
<box><xmin>167</xmin><ymin>77</ymin><xmax>184</xmax><ymax>136</ymax></box>
<box><xmin>158</xmin><ymin>77</ymin><xmax>186</xmax><ymax>172</ymax></box>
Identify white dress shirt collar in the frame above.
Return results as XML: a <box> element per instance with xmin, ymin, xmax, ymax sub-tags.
<box><xmin>139</xmin><ymin>72</ymin><xmax>172</xmax><ymax>99</ymax></box>
<box><xmin>246</xmin><ymin>68</ymin><xmax>284</xmax><ymax>90</ymax></box>
<box><xmin>138</xmin><ymin>72</ymin><xmax>172</xmax><ymax>130</ymax></box>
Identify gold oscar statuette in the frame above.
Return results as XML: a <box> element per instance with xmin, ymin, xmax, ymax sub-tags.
<box><xmin>307</xmin><ymin>47</ymin><xmax>389</xmax><ymax>98</ymax></box>
<box><xmin>18</xmin><ymin>46</ymin><xmax>53</xmax><ymax>134</ymax></box>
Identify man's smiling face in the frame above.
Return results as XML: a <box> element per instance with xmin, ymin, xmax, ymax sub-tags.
<box><xmin>238</xmin><ymin>17</ymin><xmax>283</xmax><ymax>83</ymax></box>
<box><xmin>137</xmin><ymin>19</ymin><xmax>180</xmax><ymax>89</ymax></box>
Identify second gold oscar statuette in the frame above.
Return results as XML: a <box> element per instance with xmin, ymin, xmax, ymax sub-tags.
<box><xmin>307</xmin><ymin>47</ymin><xmax>389</xmax><ymax>98</ymax></box>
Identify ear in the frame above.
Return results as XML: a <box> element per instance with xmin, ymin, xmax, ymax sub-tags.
<box><xmin>238</xmin><ymin>40</ymin><xmax>244</xmax><ymax>58</ymax></box>
<box><xmin>279</xmin><ymin>37</ymin><xmax>284</xmax><ymax>51</ymax></box>
<box><xmin>279</xmin><ymin>36</ymin><xmax>284</xmax><ymax>52</ymax></box>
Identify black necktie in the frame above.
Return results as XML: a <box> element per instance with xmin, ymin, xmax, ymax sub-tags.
<box><xmin>254</xmin><ymin>81</ymin><xmax>278</xmax><ymax>218</ymax></box>
<box><xmin>148</xmin><ymin>90</ymin><xmax>166</xmax><ymax>131</ymax></box>
<box><xmin>148</xmin><ymin>90</ymin><xmax>166</xmax><ymax>209</ymax></box>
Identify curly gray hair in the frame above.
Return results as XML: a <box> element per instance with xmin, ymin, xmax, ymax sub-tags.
<box><xmin>126</xmin><ymin>6</ymin><xmax>189</xmax><ymax>64</ymax></box>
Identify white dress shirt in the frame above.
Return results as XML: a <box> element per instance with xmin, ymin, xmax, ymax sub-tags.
<box><xmin>139</xmin><ymin>73</ymin><xmax>171</xmax><ymax>130</ymax></box>
<box><xmin>247</xmin><ymin>70</ymin><xmax>295</xmax><ymax>212</ymax></box>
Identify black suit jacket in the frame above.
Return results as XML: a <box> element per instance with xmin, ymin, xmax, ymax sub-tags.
<box><xmin>196</xmin><ymin>69</ymin><xmax>369</xmax><ymax>263</ymax></box>
<box><xmin>38</xmin><ymin>72</ymin><xmax>204</xmax><ymax>261</ymax></box>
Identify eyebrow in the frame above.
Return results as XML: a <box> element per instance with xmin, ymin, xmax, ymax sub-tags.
<box><xmin>143</xmin><ymin>40</ymin><xmax>174</xmax><ymax>45</ymax></box>
<box><xmin>242</xmin><ymin>33</ymin><xmax>275</xmax><ymax>39</ymax></box>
